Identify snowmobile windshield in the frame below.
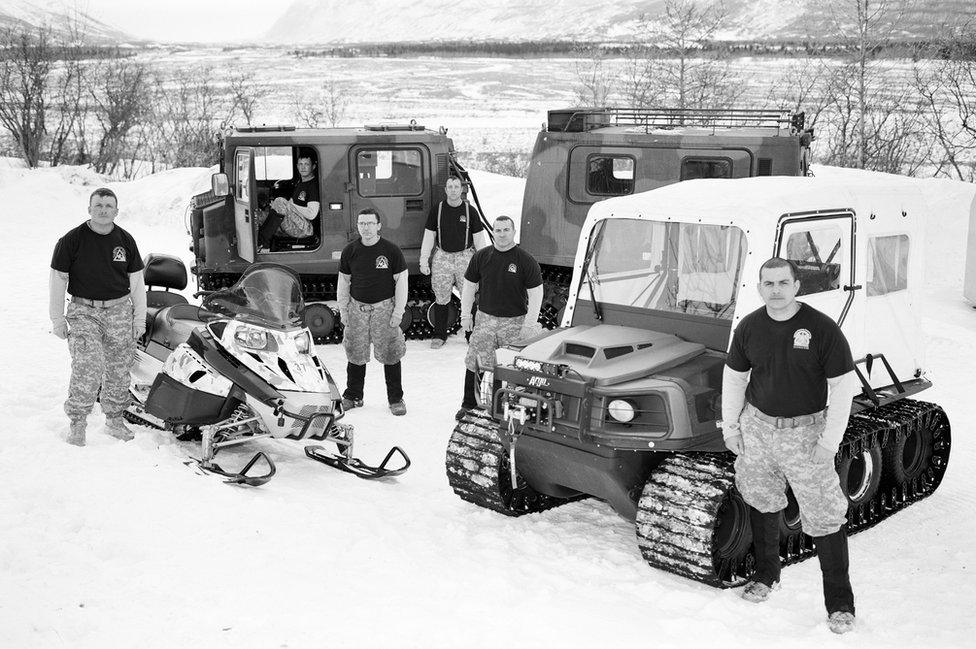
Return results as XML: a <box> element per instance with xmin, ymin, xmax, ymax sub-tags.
<box><xmin>202</xmin><ymin>264</ymin><xmax>305</xmax><ymax>327</ymax></box>
<box><xmin>577</xmin><ymin>219</ymin><xmax>748</xmax><ymax>320</ymax></box>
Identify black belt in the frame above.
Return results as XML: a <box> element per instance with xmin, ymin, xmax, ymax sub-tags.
<box><xmin>71</xmin><ymin>295</ymin><xmax>130</xmax><ymax>308</ymax></box>
<box><xmin>353</xmin><ymin>298</ymin><xmax>393</xmax><ymax>312</ymax></box>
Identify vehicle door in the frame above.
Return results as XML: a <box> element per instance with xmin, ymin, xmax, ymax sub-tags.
<box><xmin>349</xmin><ymin>145</ymin><xmax>429</xmax><ymax>251</ymax></box>
<box><xmin>775</xmin><ymin>212</ymin><xmax>859</xmax><ymax>347</ymax></box>
<box><xmin>233</xmin><ymin>147</ymin><xmax>257</xmax><ymax>263</ymax></box>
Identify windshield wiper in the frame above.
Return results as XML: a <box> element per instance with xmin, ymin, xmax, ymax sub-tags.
<box><xmin>577</xmin><ymin>223</ymin><xmax>606</xmax><ymax>321</ymax></box>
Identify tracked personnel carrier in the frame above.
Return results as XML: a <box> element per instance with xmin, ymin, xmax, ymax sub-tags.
<box><xmin>521</xmin><ymin>107</ymin><xmax>813</xmax><ymax>328</ymax></box>
<box><xmin>189</xmin><ymin>123</ymin><xmax>487</xmax><ymax>342</ymax></box>
<box><xmin>446</xmin><ymin>172</ymin><xmax>951</xmax><ymax>586</ymax></box>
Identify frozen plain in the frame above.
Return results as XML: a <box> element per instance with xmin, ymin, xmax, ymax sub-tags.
<box><xmin>0</xmin><ymin>162</ymin><xmax>974</xmax><ymax>649</ymax></box>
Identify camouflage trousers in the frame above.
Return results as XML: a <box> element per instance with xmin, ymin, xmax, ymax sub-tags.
<box><xmin>342</xmin><ymin>297</ymin><xmax>406</xmax><ymax>365</ymax></box>
<box><xmin>64</xmin><ymin>301</ymin><xmax>135</xmax><ymax>421</ymax></box>
<box><xmin>734</xmin><ymin>404</ymin><xmax>848</xmax><ymax>537</ymax></box>
<box><xmin>256</xmin><ymin>207</ymin><xmax>312</xmax><ymax>239</ymax></box>
<box><xmin>431</xmin><ymin>247</ymin><xmax>474</xmax><ymax>304</ymax></box>
<box><xmin>465</xmin><ymin>312</ymin><xmax>525</xmax><ymax>373</ymax></box>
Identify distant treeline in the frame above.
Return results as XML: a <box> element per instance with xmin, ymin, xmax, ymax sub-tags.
<box><xmin>286</xmin><ymin>38</ymin><xmax>976</xmax><ymax>60</ymax></box>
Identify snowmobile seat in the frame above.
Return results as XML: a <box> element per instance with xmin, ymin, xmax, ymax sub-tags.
<box><xmin>145</xmin><ymin>304</ymin><xmax>219</xmax><ymax>359</ymax></box>
<box><xmin>144</xmin><ymin>253</ymin><xmax>189</xmax><ymax>309</ymax></box>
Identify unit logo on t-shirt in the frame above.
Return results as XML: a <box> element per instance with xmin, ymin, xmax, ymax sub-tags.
<box><xmin>507</xmin><ymin>263</ymin><xmax>517</xmax><ymax>273</ymax></box>
<box><xmin>459</xmin><ymin>214</ymin><xmax>467</xmax><ymax>223</ymax></box>
<box><xmin>113</xmin><ymin>246</ymin><xmax>127</xmax><ymax>262</ymax></box>
<box><xmin>298</xmin><ymin>191</ymin><xmax>307</xmax><ymax>202</ymax></box>
<box><xmin>375</xmin><ymin>255</ymin><xmax>389</xmax><ymax>269</ymax></box>
<box><xmin>793</xmin><ymin>328</ymin><xmax>812</xmax><ymax>350</ymax></box>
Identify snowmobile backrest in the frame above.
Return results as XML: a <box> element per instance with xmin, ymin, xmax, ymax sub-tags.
<box><xmin>144</xmin><ymin>253</ymin><xmax>188</xmax><ymax>291</ymax></box>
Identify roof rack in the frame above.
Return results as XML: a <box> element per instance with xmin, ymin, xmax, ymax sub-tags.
<box><xmin>234</xmin><ymin>125</ymin><xmax>296</xmax><ymax>133</ymax></box>
<box><xmin>548</xmin><ymin>107</ymin><xmax>804</xmax><ymax>134</ymax></box>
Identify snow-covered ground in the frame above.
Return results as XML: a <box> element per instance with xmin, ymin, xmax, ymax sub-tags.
<box><xmin>0</xmin><ymin>163</ymin><xmax>974</xmax><ymax>649</ymax></box>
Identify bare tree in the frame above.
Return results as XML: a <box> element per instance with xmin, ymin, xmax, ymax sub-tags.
<box><xmin>292</xmin><ymin>92</ymin><xmax>325</xmax><ymax>128</ymax></box>
<box><xmin>0</xmin><ymin>28</ymin><xmax>53</xmax><ymax>167</ymax></box>
<box><xmin>153</xmin><ymin>66</ymin><xmax>236</xmax><ymax>168</ymax></box>
<box><xmin>572</xmin><ymin>44</ymin><xmax>616</xmax><ymax>107</ymax></box>
<box><xmin>322</xmin><ymin>77</ymin><xmax>348</xmax><ymax>127</ymax></box>
<box><xmin>228</xmin><ymin>69</ymin><xmax>267</xmax><ymax>126</ymax></box>
<box><xmin>624</xmin><ymin>1</ymin><xmax>742</xmax><ymax>111</ymax></box>
<box><xmin>89</xmin><ymin>59</ymin><xmax>151</xmax><ymax>176</ymax></box>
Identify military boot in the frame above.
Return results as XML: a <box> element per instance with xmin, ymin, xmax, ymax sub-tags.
<box><xmin>66</xmin><ymin>419</ymin><xmax>86</xmax><ymax>447</ymax></box>
<box><xmin>105</xmin><ymin>416</ymin><xmax>134</xmax><ymax>441</ymax></box>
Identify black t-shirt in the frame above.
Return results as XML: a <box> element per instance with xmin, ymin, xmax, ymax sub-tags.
<box><xmin>51</xmin><ymin>222</ymin><xmax>144</xmax><ymax>300</ymax></box>
<box><xmin>726</xmin><ymin>302</ymin><xmax>855</xmax><ymax>417</ymax></box>
<box><xmin>424</xmin><ymin>201</ymin><xmax>483</xmax><ymax>252</ymax></box>
<box><xmin>464</xmin><ymin>245</ymin><xmax>543</xmax><ymax>317</ymax></box>
<box><xmin>291</xmin><ymin>177</ymin><xmax>320</xmax><ymax>209</ymax></box>
<box><xmin>339</xmin><ymin>237</ymin><xmax>407</xmax><ymax>304</ymax></box>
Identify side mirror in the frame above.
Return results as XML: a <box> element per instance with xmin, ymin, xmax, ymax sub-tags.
<box><xmin>212</xmin><ymin>173</ymin><xmax>230</xmax><ymax>197</ymax></box>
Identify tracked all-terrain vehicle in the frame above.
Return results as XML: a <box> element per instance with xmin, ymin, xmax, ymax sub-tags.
<box><xmin>188</xmin><ymin>123</ymin><xmax>488</xmax><ymax>342</ymax></box>
<box><xmin>446</xmin><ymin>172</ymin><xmax>951</xmax><ymax>586</ymax></box>
<box><xmin>521</xmin><ymin>107</ymin><xmax>813</xmax><ymax>328</ymax></box>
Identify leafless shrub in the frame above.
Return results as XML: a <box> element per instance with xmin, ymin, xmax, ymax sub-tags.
<box><xmin>572</xmin><ymin>44</ymin><xmax>616</xmax><ymax>107</ymax></box>
<box><xmin>89</xmin><ymin>59</ymin><xmax>150</xmax><ymax>176</ymax></box>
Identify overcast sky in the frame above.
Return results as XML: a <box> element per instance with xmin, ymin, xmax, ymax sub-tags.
<box><xmin>81</xmin><ymin>0</ymin><xmax>284</xmax><ymax>42</ymax></box>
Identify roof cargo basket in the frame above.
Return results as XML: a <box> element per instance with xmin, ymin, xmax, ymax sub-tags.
<box><xmin>547</xmin><ymin>107</ymin><xmax>803</xmax><ymax>135</ymax></box>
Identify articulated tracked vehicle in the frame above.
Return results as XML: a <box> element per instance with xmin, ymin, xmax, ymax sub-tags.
<box><xmin>188</xmin><ymin>123</ymin><xmax>487</xmax><ymax>342</ymax></box>
<box><xmin>446</xmin><ymin>173</ymin><xmax>951</xmax><ymax>586</ymax></box>
<box><xmin>521</xmin><ymin>107</ymin><xmax>813</xmax><ymax>328</ymax></box>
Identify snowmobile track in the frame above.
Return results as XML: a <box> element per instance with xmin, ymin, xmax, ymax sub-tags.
<box><xmin>446</xmin><ymin>409</ymin><xmax>583</xmax><ymax>516</ymax></box>
<box><xmin>634</xmin><ymin>398</ymin><xmax>951</xmax><ymax>588</ymax></box>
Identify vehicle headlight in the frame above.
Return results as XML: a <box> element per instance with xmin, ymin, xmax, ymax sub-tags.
<box><xmin>514</xmin><ymin>357</ymin><xmax>543</xmax><ymax>373</ymax></box>
<box><xmin>234</xmin><ymin>326</ymin><xmax>270</xmax><ymax>350</ymax></box>
<box><xmin>294</xmin><ymin>331</ymin><xmax>312</xmax><ymax>354</ymax></box>
<box><xmin>607</xmin><ymin>399</ymin><xmax>636</xmax><ymax>423</ymax></box>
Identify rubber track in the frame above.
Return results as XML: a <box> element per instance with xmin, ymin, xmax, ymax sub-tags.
<box><xmin>635</xmin><ymin>398</ymin><xmax>951</xmax><ymax>588</ymax></box>
<box><xmin>445</xmin><ymin>409</ymin><xmax>582</xmax><ymax>516</ymax></box>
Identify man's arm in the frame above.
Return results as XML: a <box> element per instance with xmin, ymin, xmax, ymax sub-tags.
<box><xmin>129</xmin><ymin>271</ymin><xmax>147</xmax><ymax>339</ymax></box>
<box><xmin>419</xmin><ymin>229</ymin><xmax>436</xmax><ymax>275</ymax></box>
<box><xmin>472</xmin><ymin>230</ymin><xmax>490</xmax><ymax>250</ymax></box>
<box><xmin>721</xmin><ymin>366</ymin><xmax>750</xmax><ymax>454</ymax></box>
<box><xmin>519</xmin><ymin>285</ymin><xmax>544</xmax><ymax>338</ymax></box>
<box><xmin>336</xmin><ymin>272</ymin><xmax>351</xmax><ymax>324</ymax></box>
<box><xmin>49</xmin><ymin>269</ymin><xmax>69</xmax><ymax>339</ymax></box>
<box><xmin>460</xmin><ymin>278</ymin><xmax>478</xmax><ymax>332</ymax></box>
<box><xmin>814</xmin><ymin>370</ymin><xmax>859</xmax><ymax>461</ymax></box>
<box><xmin>390</xmin><ymin>270</ymin><xmax>408</xmax><ymax>327</ymax></box>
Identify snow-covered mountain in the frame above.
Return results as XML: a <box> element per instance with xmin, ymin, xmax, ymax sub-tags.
<box><xmin>265</xmin><ymin>0</ymin><xmax>973</xmax><ymax>44</ymax></box>
<box><xmin>0</xmin><ymin>0</ymin><xmax>134</xmax><ymax>43</ymax></box>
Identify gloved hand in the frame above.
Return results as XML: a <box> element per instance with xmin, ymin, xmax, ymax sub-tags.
<box><xmin>812</xmin><ymin>443</ymin><xmax>835</xmax><ymax>464</ymax></box>
<box><xmin>419</xmin><ymin>259</ymin><xmax>430</xmax><ymax>275</ymax></box>
<box><xmin>724</xmin><ymin>433</ymin><xmax>744</xmax><ymax>455</ymax></box>
<box><xmin>461</xmin><ymin>314</ymin><xmax>474</xmax><ymax>332</ymax></box>
<box><xmin>519</xmin><ymin>322</ymin><xmax>544</xmax><ymax>340</ymax></box>
<box><xmin>52</xmin><ymin>318</ymin><xmax>69</xmax><ymax>340</ymax></box>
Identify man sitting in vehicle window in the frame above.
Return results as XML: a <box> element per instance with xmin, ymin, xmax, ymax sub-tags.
<box><xmin>256</xmin><ymin>151</ymin><xmax>320</xmax><ymax>251</ymax></box>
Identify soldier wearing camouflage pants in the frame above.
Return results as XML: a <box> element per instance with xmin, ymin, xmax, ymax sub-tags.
<box><xmin>722</xmin><ymin>257</ymin><xmax>860</xmax><ymax>635</ymax></box>
<box><xmin>457</xmin><ymin>215</ymin><xmax>543</xmax><ymax>420</ymax></box>
<box><xmin>337</xmin><ymin>209</ymin><xmax>408</xmax><ymax>416</ymax></box>
<box><xmin>419</xmin><ymin>175</ymin><xmax>489</xmax><ymax>348</ymax></box>
<box><xmin>49</xmin><ymin>188</ymin><xmax>147</xmax><ymax>446</ymax></box>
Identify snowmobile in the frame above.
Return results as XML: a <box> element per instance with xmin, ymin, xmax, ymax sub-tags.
<box><xmin>127</xmin><ymin>254</ymin><xmax>410</xmax><ymax>486</ymax></box>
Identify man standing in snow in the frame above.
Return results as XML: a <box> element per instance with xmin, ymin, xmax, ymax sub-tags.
<box><xmin>456</xmin><ymin>215</ymin><xmax>543</xmax><ymax>420</ymax></box>
<box><xmin>419</xmin><ymin>175</ymin><xmax>490</xmax><ymax>348</ymax></box>
<box><xmin>721</xmin><ymin>257</ymin><xmax>860</xmax><ymax>634</ymax></box>
<box><xmin>49</xmin><ymin>188</ymin><xmax>147</xmax><ymax>446</ymax></box>
<box><xmin>336</xmin><ymin>208</ymin><xmax>408</xmax><ymax>416</ymax></box>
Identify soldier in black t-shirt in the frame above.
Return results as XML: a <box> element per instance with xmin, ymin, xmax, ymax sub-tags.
<box><xmin>721</xmin><ymin>257</ymin><xmax>860</xmax><ymax>635</ymax></box>
<box><xmin>337</xmin><ymin>209</ymin><xmax>409</xmax><ymax>416</ymax></box>
<box><xmin>256</xmin><ymin>152</ymin><xmax>321</xmax><ymax>251</ymax></box>
<box><xmin>49</xmin><ymin>188</ymin><xmax>147</xmax><ymax>446</ymax></box>
<box><xmin>456</xmin><ymin>215</ymin><xmax>543</xmax><ymax>420</ymax></box>
<box><xmin>419</xmin><ymin>175</ymin><xmax>490</xmax><ymax>348</ymax></box>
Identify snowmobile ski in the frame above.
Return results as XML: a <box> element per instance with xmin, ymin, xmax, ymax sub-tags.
<box><xmin>198</xmin><ymin>451</ymin><xmax>277</xmax><ymax>486</ymax></box>
<box><xmin>304</xmin><ymin>444</ymin><xmax>411</xmax><ymax>479</ymax></box>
